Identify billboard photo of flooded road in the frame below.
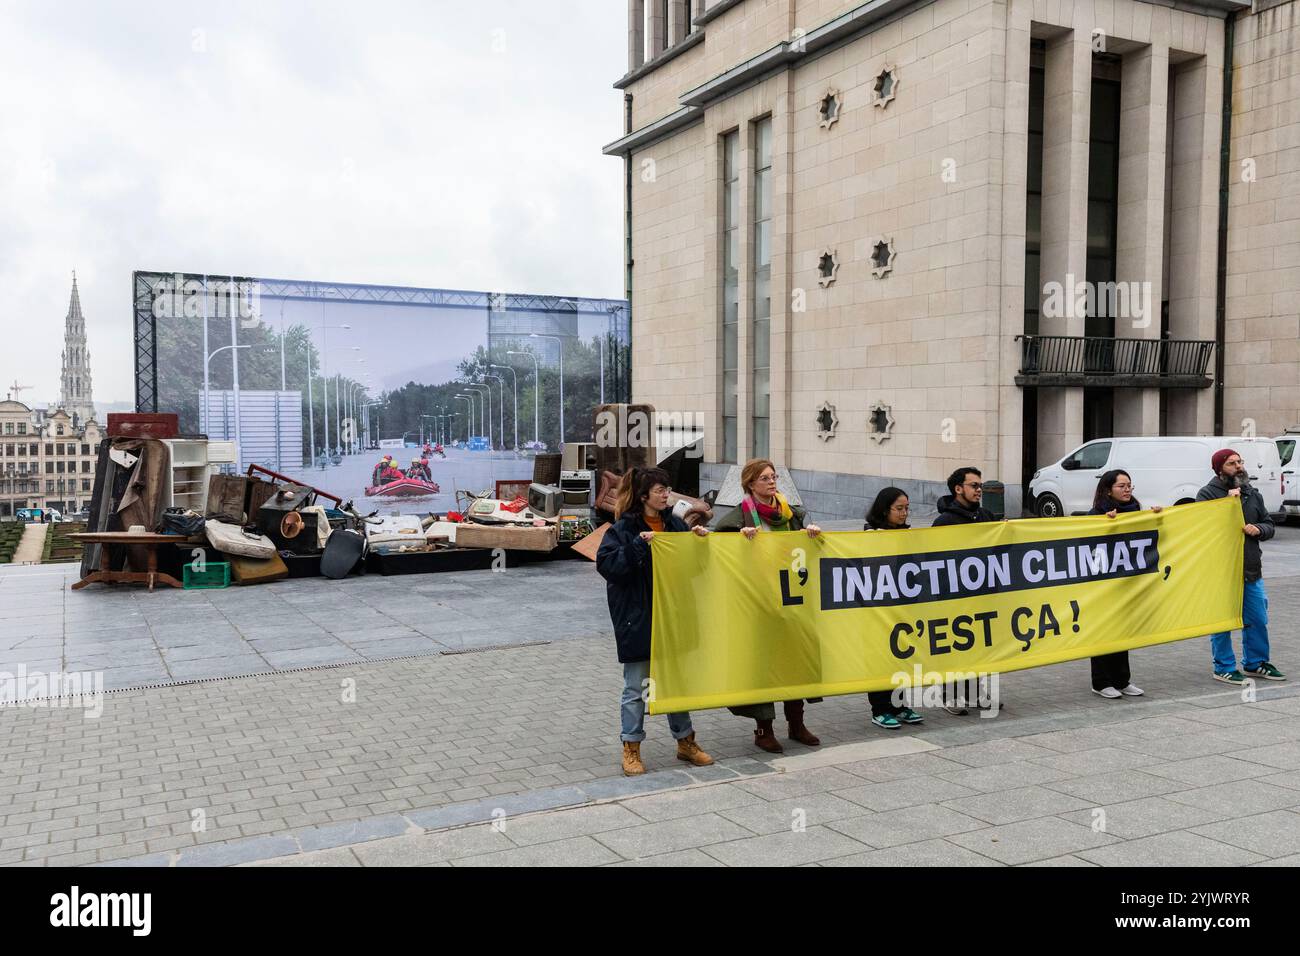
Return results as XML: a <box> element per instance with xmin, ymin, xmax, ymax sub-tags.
<box><xmin>134</xmin><ymin>271</ymin><xmax>629</xmax><ymax>512</ymax></box>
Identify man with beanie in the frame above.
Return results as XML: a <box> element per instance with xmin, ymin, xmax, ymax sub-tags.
<box><xmin>1197</xmin><ymin>448</ymin><xmax>1286</xmax><ymax>684</ymax></box>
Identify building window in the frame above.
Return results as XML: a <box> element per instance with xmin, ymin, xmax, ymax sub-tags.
<box><xmin>81</xmin><ymin>444</ymin><xmax>89</xmax><ymax>456</ymax></box>
<box><xmin>3</xmin><ymin>423</ymin><xmax>10</xmax><ymax>434</ymax></box>
<box><xmin>873</xmin><ymin>66</ymin><xmax>899</xmax><ymax>108</ymax></box>
<box><xmin>55</xmin><ymin>443</ymin><xmax>64</xmax><ymax>456</ymax></box>
<box><xmin>818</xmin><ymin>90</ymin><xmax>842</xmax><ymax>129</ymax></box>
<box><xmin>16</xmin><ymin>423</ymin><xmax>25</xmax><ymax>435</ymax></box>
<box><xmin>816</xmin><ymin>401</ymin><xmax>839</xmax><ymax>441</ymax></box>
<box><xmin>870</xmin><ymin>236</ymin><xmax>897</xmax><ymax>278</ymax></box>
<box><xmin>818</xmin><ymin>248</ymin><xmax>840</xmax><ymax>287</ymax></box>
<box><xmin>45</xmin><ymin>462</ymin><xmax>53</xmax><ymax>474</ymax></box>
<box><xmin>4</xmin><ymin>445</ymin><xmax>11</xmax><ymax>457</ymax></box>
<box><xmin>82</xmin><ymin>479</ymin><xmax>91</xmax><ymax>492</ymax></box>
<box><xmin>721</xmin><ymin>129</ymin><xmax>740</xmax><ymax>463</ymax></box>
<box><xmin>45</xmin><ymin>443</ymin><xmax>53</xmax><ymax>456</ymax></box>
<box><xmin>28</xmin><ymin>443</ymin><xmax>37</xmax><ymax>456</ymax></box>
<box><xmin>751</xmin><ymin>116</ymin><xmax>773</xmax><ymax>460</ymax></box>
<box><xmin>46</xmin><ymin>481</ymin><xmax>54</xmax><ymax>493</ymax></box>
<box><xmin>56</xmin><ymin>425</ymin><xmax>64</xmax><ymax>436</ymax></box>
<box><xmin>83</xmin><ymin>460</ymin><xmax>91</xmax><ymax>473</ymax></box>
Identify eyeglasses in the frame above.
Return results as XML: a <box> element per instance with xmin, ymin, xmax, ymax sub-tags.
<box><xmin>1113</xmin><ymin>483</ymin><xmax>1133</xmax><ymax>491</ymax></box>
<box><xmin>964</xmin><ymin>482</ymin><xmax>983</xmax><ymax>490</ymax></box>
<box><xmin>756</xmin><ymin>473</ymin><xmax>777</xmax><ymax>482</ymax></box>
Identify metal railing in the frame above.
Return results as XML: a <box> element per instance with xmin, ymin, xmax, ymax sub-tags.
<box><xmin>1016</xmin><ymin>335</ymin><xmax>1215</xmax><ymax>387</ymax></box>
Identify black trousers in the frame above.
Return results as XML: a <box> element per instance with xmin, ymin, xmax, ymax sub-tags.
<box><xmin>1090</xmin><ymin>651</ymin><xmax>1131</xmax><ymax>691</ymax></box>
<box><xmin>867</xmin><ymin>690</ymin><xmax>899</xmax><ymax>717</ymax></box>
<box><xmin>946</xmin><ymin>676</ymin><xmax>982</xmax><ymax>708</ymax></box>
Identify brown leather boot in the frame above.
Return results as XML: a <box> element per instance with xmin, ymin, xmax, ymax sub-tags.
<box><xmin>753</xmin><ymin>719</ymin><xmax>784</xmax><ymax>753</ymax></box>
<box><xmin>675</xmin><ymin>732</ymin><xmax>714</xmax><ymax>767</ymax></box>
<box><xmin>785</xmin><ymin>701</ymin><xmax>821</xmax><ymax>746</ymax></box>
<box><xmin>621</xmin><ymin>741</ymin><xmax>645</xmax><ymax>776</ymax></box>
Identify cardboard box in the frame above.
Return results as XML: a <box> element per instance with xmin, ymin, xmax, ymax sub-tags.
<box><xmin>453</xmin><ymin>522</ymin><xmax>559</xmax><ymax>553</ymax></box>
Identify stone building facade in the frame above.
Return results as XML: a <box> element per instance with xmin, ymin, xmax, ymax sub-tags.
<box><xmin>0</xmin><ymin>402</ymin><xmax>103</xmax><ymax>516</ymax></box>
<box><xmin>605</xmin><ymin>0</ymin><xmax>1298</xmax><ymax>518</ymax></box>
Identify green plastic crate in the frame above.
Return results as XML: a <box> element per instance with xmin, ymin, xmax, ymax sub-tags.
<box><xmin>183</xmin><ymin>562</ymin><xmax>230</xmax><ymax>589</ymax></box>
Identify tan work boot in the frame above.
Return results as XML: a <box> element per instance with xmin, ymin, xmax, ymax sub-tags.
<box><xmin>622</xmin><ymin>741</ymin><xmax>645</xmax><ymax>776</ymax></box>
<box><xmin>675</xmin><ymin>732</ymin><xmax>715</xmax><ymax>767</ymax></box>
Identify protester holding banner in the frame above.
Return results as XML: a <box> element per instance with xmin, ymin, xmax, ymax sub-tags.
<box><xmin>596</xmin><ymin>466</ymin><xmax>716</xmax><ymax>776</ymax></box>
<box><xmin>1086</xmin><ymin>469</ymin><xmax>1161</xmax><ymax>699</ymax></box>
<box><xmin>715</xmin><ymin>459</ymin><xmax>824</xmax><ymax>752</ymax></box>
<box><xmin>863</xmin><ymin>488</ymin><xmax>926</xmax><ymax>730</ymax></box>
<box><xmin>1197</xmin><ymin>449</ymin><xmax>1286</xmax><ymax>685</ymax></box>
<box><xmin>932</xmin><ymin>466</ymin><xmax>998</xmax><ymax>715</ymax></box>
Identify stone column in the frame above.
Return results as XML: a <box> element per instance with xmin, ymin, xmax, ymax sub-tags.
<box><xmin>646</xmin><ymin>0</ymin><xmax>667</xmax><ymax>61</ymax></box>
<box><xmin>1036</xmin><ymin>30</ymin><xmax>1091</xmax><ymax>461</ymax></box>
<box><xmin>668</xmin><ymin>0</ymin><xmax>688</xmax><ymax>46</ymax></box>
<box><xmin>628</xmin><ymin>0</ymin><xmax>645</xmax><ymax>71</ymax></box>
<box><xmin>1166</xmin><ymin>52</ymin><xmax>1223</xmax><ymax>435</ymax></box>
<box><xmin>1113</xmin><ymin>43</ymin><xmax>1168</xmax><ymax>437</ymax></box>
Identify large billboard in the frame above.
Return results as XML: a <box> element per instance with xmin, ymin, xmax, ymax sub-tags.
<box><xmin>133</xmin><ymin>271</ymin><xmax>629</xmax><ymax>511</ymax></box>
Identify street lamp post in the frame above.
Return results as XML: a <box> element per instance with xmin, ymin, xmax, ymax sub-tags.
<box><xmin>204</xmin><ymin>344</ymin><xmax>250</xmax><ymax>466</ymax></box>
<box><xmin>507</xmin><ymin>350</ymin><xmax>540</xmax><ymax>446</ymax></box>
<box><xmin>467</xmin><ymin>384</ymin><xmax>491</xmax><ymax>449</ymax></box>
<box><xmin>454</xmin><ymin>396</ymin><xmax>473</xmax><ymax>443</ymax></box>
<box><xmin>491</xmin><ymin>364</ymin><xmax>517</xmax><ymax>451</ymax></box>
<box><xmin>485</xmin><ymin>373</ymin><xmax>505</xmax><ymax>451</ymax></box>
<box><xmin>529</xmin><ymin>334</ymin><xmax>564</xmax><ymax>446</ymax></box>
<box><xmin>318</xmin><ymin>323</ymin><xmax>352</xmax><ymax>463</ymax></box>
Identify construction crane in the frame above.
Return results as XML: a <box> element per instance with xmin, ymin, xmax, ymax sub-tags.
<box><xmin>6</xmin><ymin>381</ymin><xmax>34</xmax><ymax>402</ymax></box>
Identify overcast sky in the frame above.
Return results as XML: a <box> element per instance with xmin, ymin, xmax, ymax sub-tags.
<box><xmin>0</xmin><ymin>1</ymin><xmax>626</xmax><ymax>406</ymax></box>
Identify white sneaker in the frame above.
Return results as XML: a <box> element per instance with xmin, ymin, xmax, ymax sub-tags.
<box><xmin>1092</xmin><ymin>686</ymin><xmax>1122</xmax><ymax>699</ymax></box>
<box><xmin>1120</xmin><ymin>684</ymin><xmax>1144</xmax><ymax>697</ymax></box>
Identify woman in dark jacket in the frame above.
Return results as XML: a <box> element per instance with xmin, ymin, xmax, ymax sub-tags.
<box><xmin>596</xmin><ymin>466</ymin><xmax>715</xmax><ymax>777</ymax></box>
<box><xmin>714</xmin><ymin>458</ymin><xmax>824</xmax><ymax>753</ymax></box>
<box><xmin>1086</xmin><ymin>469</ymin><xmax>1162</xmax><ymax>699</ymax></box>
<box><xmin>864</xmin><ymin>487</ymin><xmax>926</xmax><ymax>730</ymax></box>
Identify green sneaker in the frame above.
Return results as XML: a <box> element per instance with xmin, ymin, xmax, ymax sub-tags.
<box><xmin>1244</xmin><ymin>663</ymin><xmax>1286</xmax><ymax>681</ymax></box>
<box><xmin>871</xmin><ymin>713</ymin><xmax>901</xmax><ymax>730</ymax></box>
<box><xmin>896</xmin><ymin>707</ymin><xmax>925</xmax><ymax>724</ymax></box>
<box><xmin>1213</xmin><ymin>670</ymin><xmax>1246</xmax><ymax>685</ymax></box>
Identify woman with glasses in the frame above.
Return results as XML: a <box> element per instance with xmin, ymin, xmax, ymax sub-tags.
<box><xmin>863</xmin><ymin>488</ymin><xmax>926</xmax><ymax>729</ymax></box>
<box><xmin>1086</xmin><ymin>469</ymin><xmax>1161</xmax><ymax>699</ymax></box>
<box><xmin>714</xmin><ymin>459</ymin><xmax>823</xmax><ymax>752</ymax></box>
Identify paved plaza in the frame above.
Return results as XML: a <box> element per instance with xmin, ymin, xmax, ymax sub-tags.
<box><xmin>0</xmin><ymin>524</ymin><xmax>1297</xmax><ymax>867</ymax></box>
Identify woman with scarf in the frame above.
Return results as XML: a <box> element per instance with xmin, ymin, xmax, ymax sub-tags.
<box><xmin>863</xmin><ymin>487</ymin><xmax>926</xmax><ymax>729</ymax></box>
<box><xmin>714</xmin><ymin>459</ymin><xmax>823</xmax><ymax>752</ymax></box>
<box><xmin>1086</xmin><ymin>469</ymin><xmax>1161</xmax><ymax>699</ymax></box>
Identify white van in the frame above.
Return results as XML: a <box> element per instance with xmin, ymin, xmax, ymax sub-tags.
<box><xmin>1277</xmin><ymin>431</ymin><xmax>1298</xmax><ymax>520</ymax></box>
<box><xmin>1030</xmin><ymin>436</ymin><xmax>1285</xmax><ymax>517</ymax></box>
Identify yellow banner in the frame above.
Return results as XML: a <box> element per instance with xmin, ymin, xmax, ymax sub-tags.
<box><xmin>647</xmin><ymin>497</ymin><xmax>1243</xmax><ymax>714</ymax></box>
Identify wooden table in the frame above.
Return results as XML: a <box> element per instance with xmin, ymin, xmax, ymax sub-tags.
<box><xmin>69</xmin><ymin>532</ymin><xmax>193</xmax><ymax>591</ymax></box>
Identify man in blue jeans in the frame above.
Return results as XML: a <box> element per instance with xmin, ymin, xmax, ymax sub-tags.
<box><xmin>1197</xmin><ymin>448</ymin><xmax>1287</xmax><ymax>684</ymax></box>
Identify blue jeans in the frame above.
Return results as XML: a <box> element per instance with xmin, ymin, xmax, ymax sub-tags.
<box><xmin>1210</xmin><ymin>578</ymin><xmax>1270</xmax><ymax>674</ymax></box>
<box><xmin>620</xmin><ymin>660</ymin><xmax>693</xmax><ymax>743</ymax></box>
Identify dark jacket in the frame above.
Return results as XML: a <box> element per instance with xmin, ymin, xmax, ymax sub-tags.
<box><xmin>931</xmin><ymin>495</ymin><xmax>995</xmax><ymax>527</ymax></box>
<box><xmin>1087</xmin><ymin>497</ymin><xmax>1142</xmax><ymax>516</ymax></box>
<box><xmin>713</xmin><ymin>501</ymin><xmax>807</xmax><ymax>533</ymax></box>
<box><xmin>596</xmin><ymin>508</ymin><xmax>690</xmax><ymax>663</ymax></box>
<box><xmin>1196</xmin><ymin>476</ymin><xmax>1274</xmax><ymax>581</ymax></box>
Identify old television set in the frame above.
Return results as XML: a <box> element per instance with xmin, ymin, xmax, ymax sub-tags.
<box><xmin>528</xmin><ymin>483</ymin><xmax>562</xmax><ymax>518</ymax></box>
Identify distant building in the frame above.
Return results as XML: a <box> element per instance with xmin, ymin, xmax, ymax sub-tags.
<box><xmin>59</xmin><ymin>273</ymin><xmax>96</xmax><ymax>428</ymax></box>
<box><xmin>0</xmin><ymin>402</ymin><xmax>103</xmax><ymax>516</ymax></box>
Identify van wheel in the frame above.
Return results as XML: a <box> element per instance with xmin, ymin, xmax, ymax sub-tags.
<box><xmin>1036</xmin><ymin>493</ymin><xmax>1063</xmax><ymax>518</ymax></box>
<box><xmin>1174</xmin><ymin>498</ymin><xmax>1194</xmax><ymax>506</ymax></box>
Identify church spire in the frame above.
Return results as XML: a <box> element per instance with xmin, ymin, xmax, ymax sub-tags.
<box><xmin>59</xmin><ymin>271</ymin><xmax>94</xmax><ymax>426</ymax></box>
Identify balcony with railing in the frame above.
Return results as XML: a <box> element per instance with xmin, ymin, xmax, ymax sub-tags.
<box><xmin>1015</xmin><ymin>335</ymin><xmax>1216</xmax><ymax>388</ymax></box>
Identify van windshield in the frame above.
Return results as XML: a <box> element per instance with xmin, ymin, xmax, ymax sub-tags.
<box><xmin>1279</xmin><ymin>439</ymin><xmax>1296</xmax><ymax>468</ymax></box>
